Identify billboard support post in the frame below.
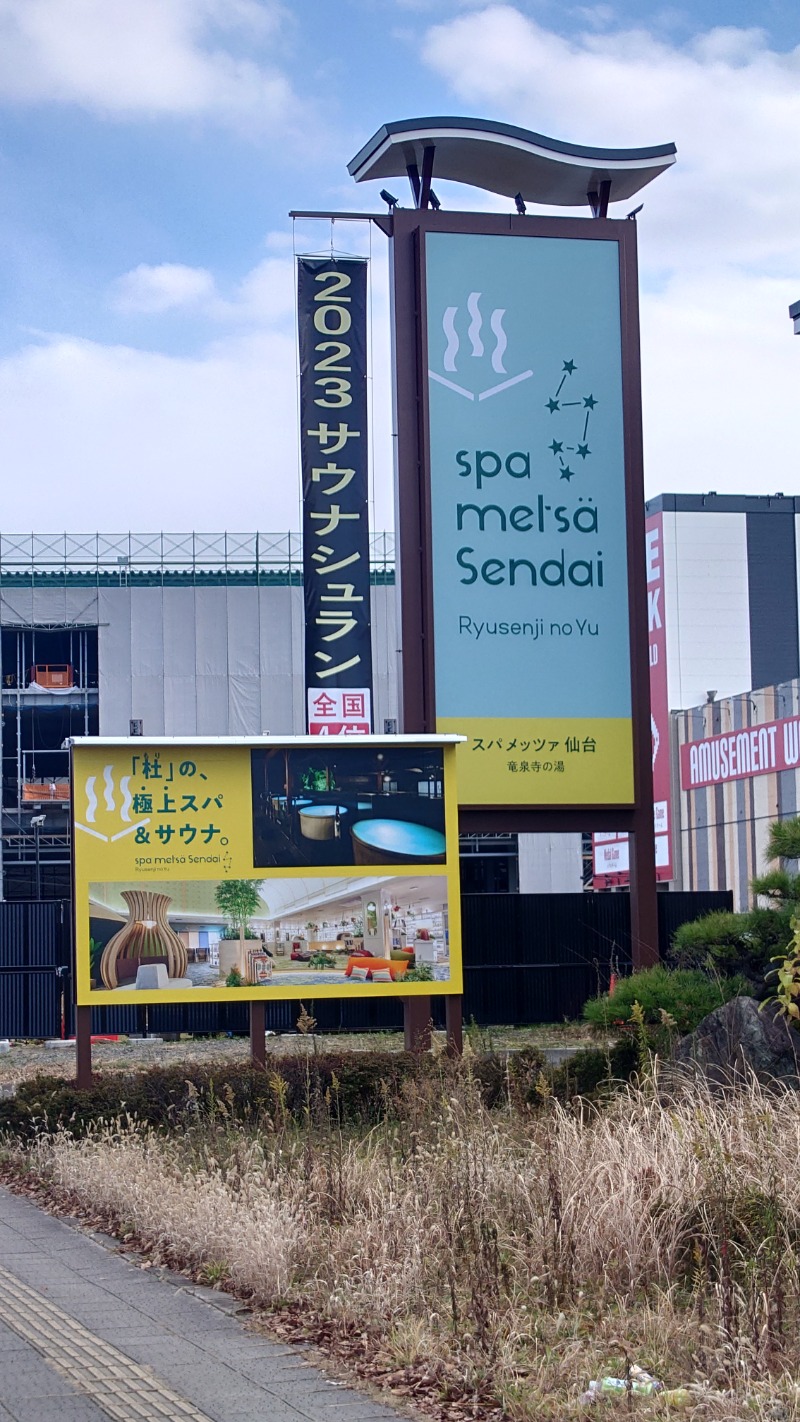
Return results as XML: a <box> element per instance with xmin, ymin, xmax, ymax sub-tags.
<box><xmin>75</xmin><ymin>1004</ymin><xmax>92</xmax><ymax>1089</ymax></box>
<box><xmin>404</xmin><ymin>995</ymin><xmax>432</xmax><ymax>1052</ymax></box>
<box><xmin>629</xmin><ymin>819</ymin><xmax>659</xmax><ymax>967</ymax></box>
<box><xmin>621</xmin><ymin>225</ymin><xmax>660</xmax><ymax>968</ymax></box>
<box><xmin>249</xmin><ymin>1000</ymin><xmax>267</xmax><ymax>1070</ymax></box>
<box><xmin>445</xmin><ymin>994</ymin><xmax>463</xmax><ymax>1056</ymax></box>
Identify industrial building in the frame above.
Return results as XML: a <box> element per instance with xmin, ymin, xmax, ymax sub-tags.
<box><xmin>594</xmin><ymin>492</ymin><xmax>800</xmax><ymax>888</ymax></box>
<box><xmin>673</xmin><ymin>677</ymin><xmax>800</xmax><ymax>910</ymax></box>
<box><xmin>645</xmin><ymin>493</ymin><xmax>800</xmax><ymax>710</ymax></box>
<box><xmin>0</xmin><ymin>532</ymin><xmax>397</xmax><ymax>898</ymax></box>
<box><xmin>0</xmin><ymin>531</ymin><xmax>524</xmax><ymax>899</ymax></box>
<box><xmin>9</xmin><ymin>494</ymin><xmax>796</xmax><ymax>905</ymax></box>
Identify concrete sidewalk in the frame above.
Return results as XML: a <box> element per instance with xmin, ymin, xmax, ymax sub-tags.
<box><xmin>0</xmin><ymin>1185</ymin><xmax>401</xmax><ymax>1422</ymax></box>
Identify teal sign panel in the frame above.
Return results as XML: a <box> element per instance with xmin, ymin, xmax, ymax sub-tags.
<box><xmin>425</xmin><ymin>231</ymin><xmax>634</xmax><ymax>805</ymax></box>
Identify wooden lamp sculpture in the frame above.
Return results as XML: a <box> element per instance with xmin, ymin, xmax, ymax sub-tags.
<box><xmin>100</xmin><ymin>889</ymin><xmax>188</xmax><ymax>989</ymax></box>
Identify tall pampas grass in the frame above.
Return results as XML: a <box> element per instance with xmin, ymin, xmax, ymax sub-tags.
<box><xmin>8</xmin><ymin>1067</ymin><xmax>800</xmax><ymax>1418</ymax></box>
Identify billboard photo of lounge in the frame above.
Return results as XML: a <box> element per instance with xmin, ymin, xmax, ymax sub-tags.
<box><xmin>87</xmin><ymin>875</ymin><xmax>453</xmax><ymax>994</ymax></box>
<box><xmin>251</xmin><ymin>745</ymin><xmax>446</xmax><ymax>869</ymax></box>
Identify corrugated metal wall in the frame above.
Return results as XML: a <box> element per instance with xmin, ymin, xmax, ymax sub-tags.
<box><xmin>0</xmin><ymin>901</ymin><xmax>69</xmax><ymax>1039</ymax></box>
<box><xmin>456</xmin><ymin>890</ymin><xmax>732</xmax><ymax>1024</ymax></box>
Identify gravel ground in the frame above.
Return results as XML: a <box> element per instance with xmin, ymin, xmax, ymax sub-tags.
<box><xmin>0</xmin><ymin>1022</ymin><xmax>593</xmax><ymax>1087</ymax></box>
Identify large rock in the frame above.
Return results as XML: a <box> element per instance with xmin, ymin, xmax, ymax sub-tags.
<box><xmin>671</xmin><ymin>996</ymin><xmax>800</xmax><ymax>1087</ymax></box>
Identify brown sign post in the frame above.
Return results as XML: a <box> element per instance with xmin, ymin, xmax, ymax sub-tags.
<box><xmin>290</xmin><ymin>118</ymin><xmax>677</xmax><ymax>1041</ymax></box>
<box><xmin>354</xmin><ymin>119</ymin><xmax>676</xmax><ymax>978</ymax></box>
<box><xmin>389</xmin><ymin>205</ymin><xmax>659</xmax><ymax>969</ymax></box>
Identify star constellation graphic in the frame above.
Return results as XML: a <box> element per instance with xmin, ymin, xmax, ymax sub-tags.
<box><xmin>545</xmin><ymin>359</ymin><xmax>598</xmax><ymax>482</ymax></box>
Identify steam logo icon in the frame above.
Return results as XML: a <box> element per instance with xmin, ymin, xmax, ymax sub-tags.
<box><xmin>430</xmin><ymin>291</ymin><xmax>533</xmax><ymax>402</ymax></box>
<box><xmin>75</xmin><ymin>765</ymin><xmax>150</xmax><ymax>844</ymax></box>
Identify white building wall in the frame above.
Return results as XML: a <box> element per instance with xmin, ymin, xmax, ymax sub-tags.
<box><xmin>129</xmin><ymin>586</ymin><xmax>167</xmax><ymax>734</ymax></box>
<box><xmin>92</xmin><ymin>582</ymin><xmax>400</xmax><ymax>738</ymax></box>
<box><xmin>517</xmin><ymin>833</ymin><xmax>583</xmax><ymax>893</ymax></box>
<box><xmin>371</xmin><ymin>583</ymin><xmax>399</xmax><ymax>733</ymax></box>
<box><xmin>258</xmin><ymin>585</ymin><xmax>300</xmax><ymax>735</ymax></box>
<box><xmin>97</xmin><ymin>587</ymin><xmax>131</xmax><ymax>730</ymax></box>
<box><xmin>0</xmin><ymin>586</ymin><xmax>101</xmax><ymax>630</ymax></box>
<box><xmin>664</xmin><ymin>511</ymin><xmax>751</xmax><ymax>710</ymax></box>
<box><xmin>193</xmin><ymin>585</ymin><xmax>230</xmax><ymax>734</ymax></box>
<box><xmin>162</xmin><ymin>586</ymin><xmax>198</xmax><ymax>735</ymax></box>
<box><xmin>659</xmin><ymin>509</ymin><xmax>683</xmax><ymax>714</ymax></box>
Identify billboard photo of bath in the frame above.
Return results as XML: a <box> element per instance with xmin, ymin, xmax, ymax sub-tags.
<box><xmin>251</xmin><ymin>745</ymin><xmax>447</xmax><ymax>869</ymax></box>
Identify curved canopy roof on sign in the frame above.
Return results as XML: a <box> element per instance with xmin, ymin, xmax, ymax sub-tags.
<box><xmin>348</xmin><ymin>116</ymin><xmax>676</xmax><ymax>208</ymax></box>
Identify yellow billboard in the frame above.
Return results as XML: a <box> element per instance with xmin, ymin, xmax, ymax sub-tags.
<box><xmin>71</xmin><ymin>736</ymin><xmax>462</xmax><ymax>1005</ymax></box>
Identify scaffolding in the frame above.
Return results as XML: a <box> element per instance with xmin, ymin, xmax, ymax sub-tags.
<box><xmin>0</xmin><ymin>532</ymin><xmax>396</xmax><ymax>899</ymax></box>
<box><xmin>0</xmin><ymin>531</ymin><xmax>396</xmax><ymax>586</ymax></box>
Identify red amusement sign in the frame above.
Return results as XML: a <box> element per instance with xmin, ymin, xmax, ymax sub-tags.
<box><xmin>680</xmin><ymin>714</ymin><xmax>800</xmax><ymax>790</ymax></box>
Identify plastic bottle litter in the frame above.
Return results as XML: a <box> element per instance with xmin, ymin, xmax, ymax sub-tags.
<box><xmin>581</xmin><ymin>1372</ymin><xmax>693</xmax><ymax>1407</ymax></box>
<box><xmin>580</xmin><ymin>1366</ymin><xmax>665</xmax><ymax>1404</ymax></box>
<box><xmin>587</xmin><ymin>1377</ymin><xmax>663</xmax><ymax>1398</ymax></box>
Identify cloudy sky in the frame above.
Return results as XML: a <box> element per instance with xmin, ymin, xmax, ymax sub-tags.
<box><xmin>0</xmin><ymin>0</ymin><xmax>798</xmax><ymax>534</ymax></box>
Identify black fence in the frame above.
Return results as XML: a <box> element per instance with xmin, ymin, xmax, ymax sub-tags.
<box><xmin>0</xmin><ymin>901</ymin><xmax>70</xmax><ymax>1040</ymax></box>
<box><xmin>456</xmin><ymin>890</ymin><xmax>733</xmax><ymax>1026</ymax></box>
<box><xmin>0</xmin><ymin>891</ymin><xmax>733</xmax><ymax>1040</ymax></box>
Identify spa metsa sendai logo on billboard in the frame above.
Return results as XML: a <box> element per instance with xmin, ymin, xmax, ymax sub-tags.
<box><xmin>429</xmin><ymin>291</ymin><xmax>533</xmax><ymax>403</ymax></box>
<box><xmin>424</xmin><ymin>230</ymin><xmax>634</xmax><ymax>806</ymax></box>
<box><xmin>71</xmin><ymin>735</ymin><xmax>464</xmax><ymax>1007</ymax></box>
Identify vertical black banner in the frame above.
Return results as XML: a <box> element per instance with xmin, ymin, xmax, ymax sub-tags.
<box><xmin>298</xmin><ymin>257</ymin><xmax>373</xmax><ymax>734</ymax></box>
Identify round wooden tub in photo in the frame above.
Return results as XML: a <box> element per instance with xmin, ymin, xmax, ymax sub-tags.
<box><xmin>350</xmin><ymin>818</ymin><xmax>446</xmax><ymax>865</ymax></box>
<box><xmin>298</xmin><ymin>804</ymin><xmax>348</xmax><ymax>841</ymax></box>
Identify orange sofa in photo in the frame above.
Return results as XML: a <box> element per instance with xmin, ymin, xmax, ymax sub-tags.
<box><xmin>344</xmin><ymin>956</ymin><xmax>408</xmax><ymax>981</ymax></box>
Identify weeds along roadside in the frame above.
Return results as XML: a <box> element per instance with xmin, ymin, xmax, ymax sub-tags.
<box><xmin>5</xmin><ymin>1050</ymin><xmax>800</xmax><ymax>1419</ymax></box>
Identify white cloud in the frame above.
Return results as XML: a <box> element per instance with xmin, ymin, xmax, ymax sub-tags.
<box><xmin>422</xmin><ymin>7</ymin><xmax>800</xmax><ymax>270</ymax></box>
<box><xmin>420</xmin><ymin>6</ymin><xmax>800</xmax><ymax>499</ymax></box>
<box><xmin>110</xmin><ymin>255</ymin><xmax>296</xmax><ymax>323</ymax></box>
<box><xmin>0</xmin><ymin>241</ymin><xmax>397</xmax><ymax>532</ymax></box>
<box><xmin>640</xmin><ymin>270</ymin><xmax>799</xmax><ymax>500</ymax></box>
<box><xmin>0</xmin><ymin>330</ymin><xmax>302</xmax><ymax>529</ymax></box>
<box><xmin>225</xmin><ymin>256</ymin><xmax>296</xmax><ymax>323</ymax></box>
<box><xmin>0</xmin><ymin>0</ymin><xmax>298</xmax><ymax>129</ymax></box>
<box><xmin>113</xmin><ymin>264</ymin><xmax>216</xmax><ymax>314</ymax></box>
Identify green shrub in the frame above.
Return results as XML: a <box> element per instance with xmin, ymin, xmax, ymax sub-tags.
<box><xmin>474</xmin><ymin>1046</ymin><xmax>547</xmax><ymax>1108</ymax></box>
<box><xmin>583</xmin><ymin>965</ymin><xmax>749</xmax><ymax>1036</ymax></box>
<box><xmin>548</xmin><ymin>1038</ymin><xmax>640</xmax><ymax>1100</ymax></box>
<box><xmin>0</xmin><ymin>1047</ymin><xmax>548</xmax><ymax>1141</ymax></box>
<box><xmin>670</xmin><ymin>907</ymin><xmax>792</xmax><ymax>992</ymax></box>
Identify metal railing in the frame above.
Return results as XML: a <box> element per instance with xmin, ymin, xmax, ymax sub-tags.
<box><xmin>0</xmin><ymin>531</ymin><xmax>396</xmax><ymax>577</ymax></box>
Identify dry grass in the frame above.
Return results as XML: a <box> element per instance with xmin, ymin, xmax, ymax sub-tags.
<box><xmin>5</xmin><ymin>1065</ymin><xmax>800</xmax><ymax>1419</ymax></box>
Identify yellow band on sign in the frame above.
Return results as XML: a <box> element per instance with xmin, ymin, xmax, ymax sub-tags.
<box><xmin>435</xmin><ymin>717</ymin><xmax>634</xmax><ymax>805</ymax></box>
